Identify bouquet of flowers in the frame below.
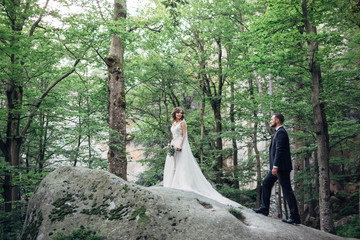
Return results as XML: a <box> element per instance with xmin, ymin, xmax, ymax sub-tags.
<box><xmin>167</xmin><ymin>144</ymin><xmax>176</xmax><ymax>157</ymax></box>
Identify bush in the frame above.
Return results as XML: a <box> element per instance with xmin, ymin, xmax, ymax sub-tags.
<box><xmin>54</xmin><ymin>228</ymin><xmax>103</xmax><ymax>240</ymax></box>
<box><xmin>336</xmin><ymin>215</ymin><xmax>360</xmax><ymax>238</ymax></box>
<box><xmin>217</xmin><ymin>185</ymin><xmax>257</xmax><ymax>208</ymax></box>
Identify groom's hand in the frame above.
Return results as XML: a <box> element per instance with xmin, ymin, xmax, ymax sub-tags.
<box><xmin>272</xmin><ymin>168</ymin><xmax>278</xmax><ymax>176</ymax></box>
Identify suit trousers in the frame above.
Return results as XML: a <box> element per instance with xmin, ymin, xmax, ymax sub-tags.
<box><xmin>260</xmin><ymin>170</ymin><xmax>300</xmax><ymax>220</ymax></box>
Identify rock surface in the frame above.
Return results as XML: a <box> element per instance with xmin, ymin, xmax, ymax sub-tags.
<box><xmin>22</xmin><ymin>166</ymin><xmax>348</xmax><ymax>240</ymax></box>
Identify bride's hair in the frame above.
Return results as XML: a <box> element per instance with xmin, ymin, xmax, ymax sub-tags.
<box><xmin>171</xmin><ymin>107</ymin><xmax>184</xmax><ymax>122</ymax></box>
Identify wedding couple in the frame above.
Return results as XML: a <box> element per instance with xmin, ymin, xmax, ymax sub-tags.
<box><xmin>163</xmin><ymin>107</ymin><xmax>300</xmax><ymax>225</ymax></box>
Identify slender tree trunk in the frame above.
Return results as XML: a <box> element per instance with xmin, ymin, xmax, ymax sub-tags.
<box><xmin>253</xmin><ymin>120</ymin><xmax>261</xmax><ymax>207</ymax></box>
<box><xmin>74</xmin><ymin>135</ymin><xmax>82</xmax><ymax>167</ymax></box>
<box><xmin>213</xmin><ymin>104</ymin><xmax>223</xmax><ymax>184</ymax></box>
<box><xmin>25</xmin><ymin>145</ymin><xmax>30</xmax><ymax>174</ymax></box>
<box><xmin>200</xmin><ymin>82</ymin><xmax>205</xmax><ymax>165</ymax></box>
<box><xmin>87</xmin><ymin>134</ymin><xmax>92</xmax><ymax>168</ymax></box>
<box><xmin>74</xmin><ymin>96</ymin><xmax>82</xmax><ymax>167</ymax></box>
<box><xmin>38</xmin><ymin>113</ymin><xmax>47</xmax><ymax>172</ymax></box>
<box><xmin>106</xmin><ymin>0</ymin><xmax>127</xmax><ymax>180</ymax></box>
<box><xmin>86</xmin><ymin>91</ymin><xmax>92</xmax><ymax>168</ymax></box>
<box><xmin>81</xmin><ymin>75</ymin><xmax>93</xmax><ymax>168</ymax></box>
<box><xmin>275</xmin><ymin>182</ymin><xmax>282</xmax><ymax>218</ymax></box>
<box><xmin>230</xmin><ymin>81</ymin><xmax>239</xmax><ymax>188</ymax></box>
<box><xmin>294</xmin><ymin>114</ymin><xmax>305</xmax><ymax>223</ymax></box>
<box><xmin>268</xmin><ymin>74</ymin><xmax>274</xmax><ymax>117</ymax></box>
<box><xmin>213</xmin><ymin>38</ymin><xmax>224</xmax><ymax>184</ymax></box>
<box><xmin>302</xmin><ymin>0</ymin><xmax>334</xmax><ymax>233</ymax></box>
<box><xmin>248</xmin><ymin>77</ymin><xmax>261</xmax><ymax>205</ymax></box>
<box><xmin>162</xmin><ymin>79</ymin><xmax>169</xmax><ymax>127</ymax></box>
<box><xmin>305</xmin><ymin>153</ymin><xmax>316</xmax><ymax>221</ymax></box>
<box><xmin>283</xmin><ymin>193</ymin><xmax>289</xmax><ymax>219</ymax></box>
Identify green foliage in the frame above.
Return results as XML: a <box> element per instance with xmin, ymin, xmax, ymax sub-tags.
<box><xmin>50</xmin><ymin>194</ymin><xmax>78</xmax><ymax>222</ymax></box>
<box><xmin>0</xmin><ymin>165</ymin><xmax>49</xmax><ymax>239</ymax></box>
<box><xmin>335</xmin><ymin>215</ymin><xmax>360</xmax><ymax>238</ymax></box>
<box><xmin>129</xmin><ymin>206</ymin><xmax>150</xmax><ymax>224</ymax></box>
<box><xmin>0</xmin><ymin>0</ymin><xmax>359</xmax><ymax>237</ymax></box>
<box><xmin>21</xmin><ymin>211</ymin><xmax>43</xmax><ymax>240</ymax></box>
<box><xmin>229</xmin><ymin>208</ymin><xmax>245</xmax><ymax>222</ymax></box>
<box><xmin>53</xmin><ymin>228</ymin><xmax>103</xmax><ymax>240</ymax></box>
<box><xmin>197</xmin><ymin>199</ymin><xmax>213</xmax><ymax>209</ymax></box>
<box><xmin>218</xmin><ymin>186</ymin><xmax>257</xmax><ymax>209</ymax></box>
<box><xmin>0</xmin><ymin>204</ymin><xmax>27</xmax><ymax>240</ymax></box>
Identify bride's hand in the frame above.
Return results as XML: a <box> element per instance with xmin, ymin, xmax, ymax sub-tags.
<box><xmin>176</xmin><ymin>147</ymin><xmax>182</xmax><ymax>151</ymax></box>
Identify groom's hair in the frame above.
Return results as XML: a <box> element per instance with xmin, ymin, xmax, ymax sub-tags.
<box><xmin>274</xmin><ymin>113</ymin><xmax>285</xmax><ymax>123</ymax></box>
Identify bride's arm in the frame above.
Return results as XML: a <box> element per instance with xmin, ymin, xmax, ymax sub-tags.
<box><xmin>178</xmin><ymin>121</ymin><xmax>187</xmax><ymax>151</ymax></box>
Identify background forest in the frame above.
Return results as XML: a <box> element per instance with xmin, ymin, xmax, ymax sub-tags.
<box><xmin>1</xmin><ymin>0</ymin><xmax>359</xmax><ymax>239</ymax></box>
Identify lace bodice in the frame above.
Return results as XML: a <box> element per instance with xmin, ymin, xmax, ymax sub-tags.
<box><xmin>171</xmin><ymin>121</ymin><xmax>184</xmax><ymax>147</ymax></box>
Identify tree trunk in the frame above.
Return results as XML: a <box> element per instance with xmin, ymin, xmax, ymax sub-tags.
<box><xmin>254</xmin><ymin>120</ymin><xmax>261</xmax><ymax>207</ymax></box>
<box><xmin>162</xmin><ymin>79</ymin><xmax>170</xmax><ymax>128</ymax></box>
<box><xmin>293</xmin><ymin>32</ymin><xmax>306</xmax><ymax>223</ymax></box>
<box><xmin>294</xmin><ymin>114</ymin><xmax>305</xmax><ymax>223</ymax></box>
<box><xmin>25</xmin><ymin>145</ymin><xmax>30</xmax><ymax>174</ymax></box>
<box><xmin>4</xmin><ymin>50</ymin><xmax>23</xmax><ymax>213</ymax></box>
<box><xmin>248</xmin><ymin>77</ymin><xmax>261</xmax><ymax>206</ymax></box>
<box><xmin>305</xmin><ymin>153</ymin><xmax>316</xmax><ymax>221</ymax></box>
<box><xmin>230</xmin><ymin>81</ymin><xmax>239</xmax><ymax>188</ymax></box>
<box><xmin>301</xmin><ymin>0</ymin><xmax>335</xmax><ymax>233</ymax></box>
<box><xmin>86</xmin><ymin>89</ymin><xmax>93</xmax><ymax>168</ymax></box>
<box><xmin>283</xmin><ymin>193</ymin><xmax>289</xmax><ymax>219</ymax></box>
<box><xmin>200</xmin><ymin>82</ymin><xmax>205</xmax><ymax>165</ymax></box>
<box><xmin>275</xmin><ymin>182</ymin><xmax>282</xmax><ymax>218</ymax></box>
<box><xmin>106</xmin><ymin>0</ymin><xmax>127</xmax><ymax>180</ymax></box>
<box><xmin>213</xmin><ymin>103</ymin><xmax>223</xmax><ymax>184</ymax></box>
<box><xmin>74</xmin><ymin>96</ymin><xmax>83</xmax><ymax>167</ymax></box>
<box><xmin>38</xmin><ymin>113</ymin><xmax>48</xmax><ymax>172</ymax></box>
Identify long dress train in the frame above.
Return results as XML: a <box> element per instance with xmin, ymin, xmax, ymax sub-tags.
<box><xmin>163</xmin><ymin>120</ymin><xmax>240</xmax><ymax>207</ymax></box>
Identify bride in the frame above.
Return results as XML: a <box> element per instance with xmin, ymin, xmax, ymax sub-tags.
<box><xmin>163</xmin><ymin>107</ymin><xmax>241</xmax><ymax>207</ymax></box>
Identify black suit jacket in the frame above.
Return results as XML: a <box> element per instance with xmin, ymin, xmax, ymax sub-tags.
<box><xmin>269</xmin><ymin>127</ymin><xmax>292</xmax><ymax>171</ymax></box>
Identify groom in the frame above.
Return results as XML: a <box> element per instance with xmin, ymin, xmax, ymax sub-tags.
<box><xmin>252</xmin><ymin>113</ymin><xmax>300</xmax><ymax>224</ymax></box>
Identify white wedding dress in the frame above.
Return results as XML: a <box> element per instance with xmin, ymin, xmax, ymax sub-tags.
<box><xmin>163</xmin><ymin>120</ymin><xmax>241</xmax><ymax>207</ymax></box>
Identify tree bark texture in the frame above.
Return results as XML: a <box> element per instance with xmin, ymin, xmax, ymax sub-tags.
<box><xmin>275</xmin><ymin>182</ymin><xmax>282</xmax><ymax>219</ymax></box>
<box><xmin>106</xmin><ymin>0</ymin><xmax>127</xmax><ymax>180</ymax></box>
<box><xmin>248</xmin><ymin>78</ymin><xmax>261</xmax><ymax>206</ymax></box>
<box><xmin>294</xmin><ymin>110</ymin><xmax>306</xmax><ymax>223</ymax></box>
<box><xmin>253</xmin><ymin>120</ymin><xmax>261</xmax><ymax>207</ymax></box>
<box><xmin>230</xmin><ymin>81</ymin><xmax>239</xmax><ymax>189</ymax></box>
<box><xmin>2</xmin><ymin>10</ymin><xmax>26</xmax><ymax>212</ymax></box>
<box><xmin>200</xmin><ymin>82</ymin><xmax>205</xmax><ymax>165</ymax></box>
<box><xmin>301</xmin><ymin>0</ymin><xmax>335</xmax><ymax>233</ymax></box>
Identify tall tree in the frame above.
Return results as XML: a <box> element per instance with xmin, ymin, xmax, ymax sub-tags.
<box><xmin>0</xmin><ymin>0</ymin><xmax>82</xmax><ymax>215</ymax></box>
<box><xmin>105</xmin><ymin>0</ymin><xmax>127</xmax><ymax>180</ymax></box>
<box><xmin>301</xmin><ymin>0</ymin><xmax>335</xmax><ymax>233</ymax></box>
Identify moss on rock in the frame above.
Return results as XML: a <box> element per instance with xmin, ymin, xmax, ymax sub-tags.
<box><xmin>129</xmin><ymin>206</ymin><xmax>150</xmax><ymax>224</ymax></box>
<box><xmin>21</xmin><ymin>211</ymin><xmax>43</xmax><ymax>240</ymax></box>
<box><xmin>49</xmin><ymin>194</ymin><xmax>78</xmax><ymax>222</ymax></box>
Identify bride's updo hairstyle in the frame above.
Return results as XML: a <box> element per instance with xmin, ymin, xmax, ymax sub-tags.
<box><xmin>171</xmin><ymin>107</ymin><xmax>184</xmax><ymax>123</ymax></box>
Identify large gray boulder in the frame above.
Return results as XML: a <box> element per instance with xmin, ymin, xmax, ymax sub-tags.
<box><xmin>22</xmin><ymin>166</ymin><xmax>346</xmax><ymax>240</ymax></box>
